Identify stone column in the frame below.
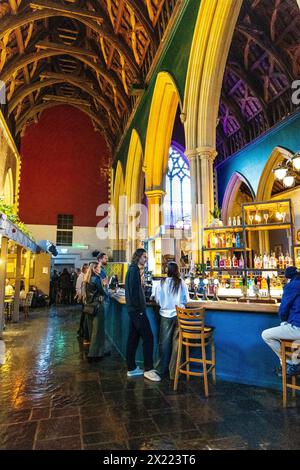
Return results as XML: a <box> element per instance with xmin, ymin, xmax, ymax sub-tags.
<box><xmin>145</xmin><ymin>189</ymin><xmax>165</xmax><ymax>238</ymax></box>
<box><xmin>186</xmin><ymin>147</ymin><xmax>217</xmax><ymax>263</ymax></box>
<box><xmin>0</xmin><ymin>236</ymin><xmax>8</xmax><ymax>338</ymax></box>
<box><xmin>24</xmin><ymin>251</ymin><xmax>31</xmax><ymax>293</ymax></box>
<box><xmin>12</xmin><ymin>245</ymin><xmax>22</xmax><ymax>323</ymax></box>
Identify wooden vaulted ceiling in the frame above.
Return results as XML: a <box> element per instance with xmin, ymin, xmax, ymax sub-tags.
<box><xmin>216</xmin><ymin>0</ymin><xmax>300</xmax><ymax>166</ymax></box>
<box><xmin>0</xmin><ymin>0</ymin><xmax>178</xmax><ymax>151</ymax></box>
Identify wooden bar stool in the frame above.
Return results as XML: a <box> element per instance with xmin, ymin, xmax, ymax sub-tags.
<box><xmin>174</xmin><ymin>306</ymin><xmax>216</xmax><ymax>397</ymax></box>
<box><xmin>281</xmin><ymin>340</ymin><xmax>300</xmax><ymax>407</ymax></box>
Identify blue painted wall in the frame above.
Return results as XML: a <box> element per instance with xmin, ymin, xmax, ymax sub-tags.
<box><xmin>217</xmin><ymin>112</ymin><xmax>300</xmax><ymax>206</ymax></box>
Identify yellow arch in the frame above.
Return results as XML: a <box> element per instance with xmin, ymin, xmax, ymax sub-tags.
<box><xmin>3</xmin><ymin>168</ymin><xmax>14</xmax><ymax>206</ymax></box>
<box><xmin>144</xmin><ymin>71</ymin><xmax>181</xmax><ymax>191</ymax></box>
<box><xmin>183</xmin><ymin>0</ymin><xmax>242</xmax><ymax>151</ymax></box>
<box><xmin>256</xmin><ymin>147</ymin><xmax>293</xmax><ymax>201</ymax></box>
<box><xmin>125</xmin><ymin>129</ymin><xmax>145</xmax><ymax>258</ymax></box>
<box><xmin>125</xmin><ymin>129</ymin><xmax>144</xmax><ymax>208</ymax></box>
<box><xmin>111</xmin><ymin>161</ymin><xmax>126</xmax><ymax>259</ymax></box>
<box><xmin>222</xmin><ymin>171</ymin><xmax>255</xmax><ymax>223</ymax></box>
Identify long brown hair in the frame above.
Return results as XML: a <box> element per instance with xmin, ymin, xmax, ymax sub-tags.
<box><xmin>131</xmin><ymin>248</ymin><xmax>147</xmax><ymax>265</ymax></box>
<box><xmin>162</xmin><ymin>262</ymin><xmax>182</xmax><ymax>294</ymax></box>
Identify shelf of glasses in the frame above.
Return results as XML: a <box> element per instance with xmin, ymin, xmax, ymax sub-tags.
<box><xmin>244</xmin><ymin>222</ymin><xmax>292</xmax><ymax>231</ymax></box>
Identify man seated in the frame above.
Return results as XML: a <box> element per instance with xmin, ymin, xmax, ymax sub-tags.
<box><xmin>262</xmin><ymin>267</ymin><xmax>300</xmax><ymax>377</ymax></box>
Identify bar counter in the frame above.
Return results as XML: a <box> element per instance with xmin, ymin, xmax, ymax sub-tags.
<box><xmin>106</xmin><ymin>294</ymin><xmax>282</xmax><ymax>390</ymax></box>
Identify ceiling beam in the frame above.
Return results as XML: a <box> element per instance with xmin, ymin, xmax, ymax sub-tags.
<box><xmin>236</xmin><ymin>25</ymin><xmax>294</xmax><ymax>81</ymax></box>
<box><xmin>30</xmin><ymin>0</ymin><xmax>105</xmax><ymax>22</ymax></box>
<box><xmin>8</xmin><ymin>74</ymin><xmax>120</xmax><ymax>129</ymax></box>
<box><xmin>0</xmin><ymin>8</ymin><xmax>140</xmax><ymax>76</ymax></box>
<box><xmin>0</xmin><ymin>45</ymin><xmax>129</xmax><ymax>107</ymax></box>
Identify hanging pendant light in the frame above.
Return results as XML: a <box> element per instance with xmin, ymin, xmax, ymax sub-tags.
<box><xmin>282</xmin><ymin>171</ymin><xmax>295</xmax><ymax>188</ymax></box>
<box><xmin>273</xmin><ymin>165</ymin><xmax>288</xmax><ymax>180</ymax></box>
<box><xmin>292</xmin><ymin>152</ymin><xmax>300</xmax><ymax>171</ymax></box>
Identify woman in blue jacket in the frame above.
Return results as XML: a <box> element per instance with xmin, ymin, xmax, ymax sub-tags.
<box><xmin>262</xmin><ymin>266</ymin><xmax>300</xmax><ymax>376</ymax></box>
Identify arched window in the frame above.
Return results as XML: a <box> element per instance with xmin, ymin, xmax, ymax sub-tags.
<box><xmin>164</xmin><ymin>145</ymin><xmax>191</xmax><ymax>227</ymax></box>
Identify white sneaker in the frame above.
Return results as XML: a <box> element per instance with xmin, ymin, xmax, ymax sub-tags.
<box><xmin>144</xmin><ymin>370</ymin><xmax>161</xmax><ymax>382</ymax></box>
<box><xmin>127</xmin><ymin>366</ymin><xmax>144</xmax><ymax>377</ymax></box>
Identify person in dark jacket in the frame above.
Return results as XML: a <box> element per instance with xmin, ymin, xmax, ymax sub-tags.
<box><xmin>84</xmin><ymin>262</ymin><xmax>108</xmax><ymax>362</ymax></box>
<box><xmin>125</xmin><ymin>248</ymin><xmax>160</xmax><ymax>382</ymax></box>
<box><xmin>262</xmin><ymin>266</ymin><xmax>300</xmax><ymax>376</ymax></box>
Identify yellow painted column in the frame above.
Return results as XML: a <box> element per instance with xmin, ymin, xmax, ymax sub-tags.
<box><xmin>145</xmin><ymin>189</ymin><xmax>165</xmax><ymax>238</ymax></box>
<box><xmin>24</xmin><ymin>251</ymin><xmax>31</xmax><ymax>293</ymax></box>
<box><xmin>12</xmin><ymin>245</ymin><xmax>22</xmax><ymax>323</ymax></box>
<box><xmin>0</xmin><ymin>236</ymin><xmax>9</xmax><ymax>338</ymax></box>
<box><xmin>186</xmin><ymin>147</ymin><xmax>217</xmax><ymax>263</ymax></box>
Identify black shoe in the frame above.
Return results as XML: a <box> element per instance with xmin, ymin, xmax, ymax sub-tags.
<box><xmin>104</xmin><ymin>350</ymin><xmax>111</xmax><ymax>357</ymax></box>
<box><xmin>276</xmin><ymin>364</ymin><xmax>300</xmax><ymax>377</ymax></box>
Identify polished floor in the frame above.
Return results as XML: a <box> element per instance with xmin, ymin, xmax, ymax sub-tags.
<box><xmin>0</xmin><ymin>305</ymin><xmax>300</xmax><ymax>450</ymax></box>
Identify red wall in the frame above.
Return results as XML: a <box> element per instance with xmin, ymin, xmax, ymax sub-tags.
<box><xmin>19</xmin><ymin>105</ymin><xmax>110</xmax><ymax>227</ymax></box>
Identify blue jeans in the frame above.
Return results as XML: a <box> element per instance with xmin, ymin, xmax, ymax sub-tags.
<box><xmin>156</xmin><ymin>316</ymin><xmax>179</xmax><ymax>379</ymax></box>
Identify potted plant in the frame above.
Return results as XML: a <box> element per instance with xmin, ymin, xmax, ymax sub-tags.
<box><xmin>209</xmin><ymin>204</ymin><xmax>223</xmax><ymax>227</ymax></box>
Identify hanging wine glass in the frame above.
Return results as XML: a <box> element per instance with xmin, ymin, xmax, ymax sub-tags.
<box><xmin>281</xmin><ymin>212</ymin><xmax>286</xmax><ymax>223</ymax></box>
<box><xmin>263</xmin><ymin>212</ymin><xmax>269</xmax><ymax>224</ymax></box>
<box><xmin>249</xmin><ymin>214</ymin><xmax>254</xmax><ymax>225</ymax></box>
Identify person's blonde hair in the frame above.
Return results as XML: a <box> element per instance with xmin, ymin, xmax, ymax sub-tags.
<box><xmin>84</xmin><ymin>262</ymin><xmax>98</xmax><ymax>284</ymax></box>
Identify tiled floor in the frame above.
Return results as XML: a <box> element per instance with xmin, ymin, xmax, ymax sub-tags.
<box><xmin>0</xmin><ymin>305</ymin><xmax>300</xmax><ymax>450</ymax></box>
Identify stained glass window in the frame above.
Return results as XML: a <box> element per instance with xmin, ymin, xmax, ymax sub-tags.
<box><xmin>164</xmin><ymin>145</ymin><xmax>191</xmax><ymax>227</ymax></box>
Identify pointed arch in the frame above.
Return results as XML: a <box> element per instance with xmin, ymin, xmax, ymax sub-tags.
<box><xmin>221</xmin><ymin>171</ymin><xmax>255</xmax><ymax>223</ymax></box>
<box><xmin>125</xmin><ymin>129</ymin><xmax>145</xmax><ymax>258</ymax></box>
<box><xmin>256</xmin><ymin>147</ymin><xmax>293</xmax><ymax>201</ymax></box>
<box><xmin>144</xmin><ymin>71</ymin><xmax>182</xmax><ymax>191</ymax></box>
<box><xmin>3</xmin><ymin>168</ymin><xmax>14</xmax><ymax>206</ymax></box>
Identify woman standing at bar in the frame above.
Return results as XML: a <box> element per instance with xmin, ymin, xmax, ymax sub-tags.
<box><xmin>84</xmin><ymin>262</ymin><xmax>106</xmax><ymax>362</ymax></box>
<box><xmin>154</xmin><ymin>262</ymin><xmax>190</xmax><ymax>380</ymax></box>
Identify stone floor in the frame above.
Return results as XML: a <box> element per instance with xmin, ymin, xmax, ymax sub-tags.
<box><xmin>0</xmin><ymin>305</ymin><xmax>300</xmax><ymax>450</ymax></box>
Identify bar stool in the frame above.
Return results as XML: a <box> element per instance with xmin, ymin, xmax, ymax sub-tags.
<box><xmin>281</xmin><ymin>340</ymin><xmax>300</xmax><ymax>407</ymax></box>
<box><xmin>174</xmin><ymin>306</ymin><xmax>216</xmax><ymax>397</ymax></box>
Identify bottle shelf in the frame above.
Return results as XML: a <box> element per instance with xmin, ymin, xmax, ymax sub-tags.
<box><xmin>204</xmin><ymin>226</ymin><xmax>243</xmax><ymax>232</ymax></box>
<box><xmin>203</xmin><ymin>247</ymin><xmax>249</xmax><ymax>252</ymax></box>
<box><xmin>202</xmin><ymin>267</ymin><xmax>286</xmax><ymax>273</ymax></box>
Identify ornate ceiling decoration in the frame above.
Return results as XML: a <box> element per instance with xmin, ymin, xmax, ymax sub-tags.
<box><xmin>0</xmin><ymin>0</ymin><xmax>179</xmax><ymax>151</ymax></box>
<box><xmin>216</xmin><ymin>0</ymin><xmax>300</xmax><ymax>166</ymax></box>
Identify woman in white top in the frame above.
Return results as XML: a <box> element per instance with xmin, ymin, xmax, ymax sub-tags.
<box><xmin>154</xmin><ymin>262</ymin><xmax>189</xmax><ymax>379</ymax></box>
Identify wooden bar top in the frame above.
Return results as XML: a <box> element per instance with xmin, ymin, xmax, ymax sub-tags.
<box><xmin>186</xmin><ymin>300</ymin><xmax>279</xmax><ymax>314</ymax></box>
<box><xmin>109</xmin><ymin>292</ymin><xmax>279</xmax><ymax>314</ymax></box>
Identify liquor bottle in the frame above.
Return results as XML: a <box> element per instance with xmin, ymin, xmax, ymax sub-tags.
<box><xmin>213</xmin><ymin>254</ymin><xmax>219</xmax><ymax>268</ymax></box>
<box><xmin>225</xmin><ymin>256</ymin><xmax>232</xmax><ymax>269</ymax></box>
<box><xmin>233</xmin><ymin>216</ymin><xmax>237</xmax><ymax>226</ymax></box>
<box><xmin>228</xmin><ymin>217</ymin><xmax>232</xmax><ymax>226</ymax></box>
<box><xmin>285</xmin><ymin>252</ymin><xmax>291</xmax><ymax>268</ymax></box>
<box><xmin>233</xmin><ymin>255</ymin><xmax>239</xmax><ymax>268</ymax></box>
<box><xmin>261</xmin><ymin>277</ymin><xmax>267</xmax><ymax>290</ymax></box>
<box><xmin>226</xmin><ymin>232</ymin><xmax>231</xmax><ymax>248</ymax></box>
<box><xmin>207</xmin><ymin>233</ymin><xmax>211</xmax><ymax>249</ymax></box>
<box><xmin>219</xmin><ymin>255</ymin><xmax>225</xmax><ymax>269</ymax></box>
<box><xmin>221</xmin><ymin>233</ymin><xmax>226</xmax><ymax>248</ymax></box>
<box><xmin>263</xmin><ymin>252</ymin><xmax>269</xmax><ymax>269</ymax></box>
<box><xmin>270</xmin><ymin>252</ymin><xmax>277</xmax><ymax>269</ymax></box>
<box><xmin>235</xmin><ymin>232</ymin><xmax>241</xmax><ymax>248</ymax></box>
<box><xmin>254</xmin><ymin>254</ymin><xmax>261</xmax><ymax>269</ymax></box>
<box><xmin>206</xmin><ymin>258</ymin><xmax>211</xmax><ymax>269</ymax></box>
<box><xmin>237</xmin><ymin>215</ymin><xmax>241</xmax><ymax>226</ymax></box>
<box><xmin>279</xmin><ymin>252</ymin><xmax>285</xmax><ymax>270</ymax></box>
<box><xmin>232</xmin><ymin>233</ymin><xmax>236</xmax><ymax>248</ymax></box>
<box><xmin>239</xmin><ymin>254</ymin><xmax>244</xmax><ymax>269</ymax></box>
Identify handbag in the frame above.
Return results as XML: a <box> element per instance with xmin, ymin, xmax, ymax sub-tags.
<box><xmin>83</xmin><ymin>303</ymin><xmax>95</xmax><ymax>315</ymax></box>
